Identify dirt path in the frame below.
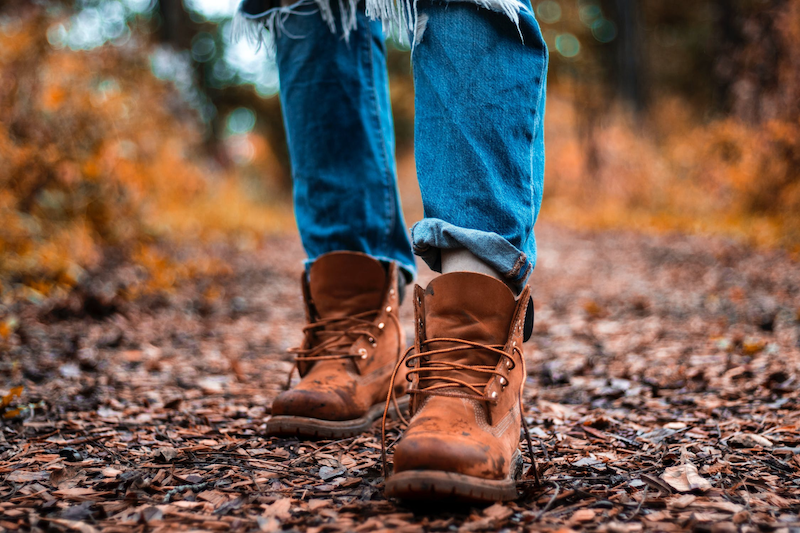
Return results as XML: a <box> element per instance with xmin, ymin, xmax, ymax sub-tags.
<box><xmin>1</xmin><ymin>224</ymin><xmax>799</xmax><ymax>532</ymax></box>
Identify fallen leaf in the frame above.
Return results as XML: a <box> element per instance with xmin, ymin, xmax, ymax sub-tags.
<box><xmin>307</xmin><ymin>499</ymin><xmax>329</xmax><ymax>511</ymax></box>
<box><xmin>8</xmin><ymin>470</ymin><xmax>50</xmax><ymax>483</ymax></box>
<box><xmin>667</xmin><ymin>494</ymin><xmax>696</xmax><ymax>509</ymax></box>
<box><xmin>1</xmin><ymin>386</ymin><xmax>23</xmax><ymax>408</ymax></box>
<box><xmin>262</xmin><ymin>498</ymin><xmax>292</xmax><ymax>520</ymax></box>
<box><xmin>257</xmin><ymin>517</ymin><xmax>280</xmax><ymax>533</ymax></box>
<box><xmin>47</xmin><ymin>519</ymin><xmax>99</xmax><ymax>533</ymax></box>
<box><xmin>661</xmin><ymin>456</ymin><xmax>712</xmax><ymax>493</ymax></box>
<box><xmin>729</xmin><ymin>433</ymin><xmax>773</xmax><ymax>448</ymax></box>
<box><xmin>101</xmin><ymin>467</ymin><xmax>122</xmax><ymax>478</ymax></box>
<box><xmin>483</xmin><ymin>503</ymin><xmax>513</xmax><ymax>521</ymax></box>
<box><xmin>318</xmin><ymin>465</ymin><xmax>346</xmax><ymax>480</ymax></box>
<box><xmin>54</xmin><ymin>488</ymin><xmax>98</xmax><ymax>499</ymax></box>
<box><xmin>640</xmin><ymin>474</ymin><xmax>674</xmax><ymax>495</ymax></box>
<box><xmin>571</xmin><ymin>509</ymin><xmax>597</xmax><ymax>522</ymax></box>
<box><xmin>151</xmin><ymin>447</ymin><xmax>179</xmax><ymax>462</ymax></box>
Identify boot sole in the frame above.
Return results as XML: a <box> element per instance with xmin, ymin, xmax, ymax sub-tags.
<box><xmin>266</xmin><ymin>396</ymin><xmax>409</xmax><ymax>439</ymax></box>
<box><xmin>385</xmin><ymin>450</ymin><xmax>522</xmax><ymax>503</ymax></box>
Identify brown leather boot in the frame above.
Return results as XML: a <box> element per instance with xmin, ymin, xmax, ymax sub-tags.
<box><xmin>384</xmin><ymin>272</ymin><xmax>531</xmax><ymax>502</ymax></box>
<box><xmin>266</xmin><ymin>251</ymin><xmax>408</xmax><ymax>438</ymax></box>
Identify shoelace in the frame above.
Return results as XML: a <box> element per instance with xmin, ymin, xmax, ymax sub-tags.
<box><xmin>380</xmin><ymin>339</ymin><xmax>541</xmax><ymax>486</ymax></box>
<box><xmin>285</xmin><ymin>309</ymin><xmax>403</xmax><ymax>390</ymax></box>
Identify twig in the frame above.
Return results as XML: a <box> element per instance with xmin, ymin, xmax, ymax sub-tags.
<box><xmin>535</xmin><ymin>481</ymin><xmax>560</xmax><ymax>521</ymax></box>
<box><xmin>289</xmin><ymin>437</ymin><xmax>353</xmax><ymax>466</ymax></box>
<box><xmin>162</xmin><ymin>481</ymin><xmax>210</xmax><ymax>503</ymax></box>
<box><xmin>606</xmin><ymin>433</ymin><xmax>638</xmax><ymax>446</ymax></box>
<box><xmin>539</xmin><ymin>432</ymin><xmax>552</xmax><ymax>461</ymax></box>
<box><xmin>0</xmin><ymin>478</ymin><xmax>19</xmax><ymax>502</ymax></box>
<box><xmin>623</xmin><ymin>485</ymin><xmax>648</xmax><ymax>521</ymax></box>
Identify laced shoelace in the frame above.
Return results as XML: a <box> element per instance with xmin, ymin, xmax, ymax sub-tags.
<box><xmin>380</xmin><ymin>339</ymin><xmax>541</xmax><ymax>486</ymax></box>
<box><xmin>285</xmin><ymin>309</ymin><xmax>404</xmax><ymax>390</ymax></box>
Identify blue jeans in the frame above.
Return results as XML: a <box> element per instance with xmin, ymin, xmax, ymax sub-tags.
<box><xmin>274</xmin><ymin>0</ymin><xmax>547</xmax><ymax>291</ymax></box>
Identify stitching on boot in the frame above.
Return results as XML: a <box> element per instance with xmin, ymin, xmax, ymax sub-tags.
<box><xmin>463</xmin><ymin>398</ymin><xmax>518</xmax><ymax>438</ymax></box>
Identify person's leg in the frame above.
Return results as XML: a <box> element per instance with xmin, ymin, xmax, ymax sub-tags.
<box><xmin>273</xmin><ymin>1</ymin><xmax>416</xmax><ymax>281</ymax></box>
<box><xmin>251</xmin><ymin>2</ymin><xmax>413</xmax><ymax>437</ymax></box>
<box><xmin>385</xmin><ymin>0</ymin><xmax>547</xmax><ymax>502</ymax></box>
<box><xmin>410</xmin><ymin>1</ymin><xmax>547</xmax><ymax>293</ymax></box>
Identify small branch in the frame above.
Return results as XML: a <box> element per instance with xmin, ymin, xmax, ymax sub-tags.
<box><xmin>162</xmin><ymin>481</ymin><xmax>210</xmax><ymax>503</ymax></box>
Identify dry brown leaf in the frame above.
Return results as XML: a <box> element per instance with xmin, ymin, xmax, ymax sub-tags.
<box><xmin>151</xmin><ymin>447</ymin><xmax>179</xmax><ymax>462</ymax></box>
<box><xmin>1</xmin><ymin>386</ymin><xmax>23</xmax><ymax>409</ymax></box>
<box><xmin>53</xmin><ymin>488</ymin><xmax>100</xmax><ymax>501</ymax></box>
<box><xmin>538</xmin><ymin>400</ymin><xmax>578</xmax><ymax>421</ymax></box>
<box><xmin>46</xmin><ymin>519</ymin><xmax>99</xmax><ymax>533</ymax></box>
<box><xmin>667</xmin><ymin>494</ymin><xmax>696</xmax><ymax>509</ymax></box>
<box><xmin>257</xmin><ymin>517</ymin><xmax>281</xmax><ymax>533</ymax></box>
<box><xmin>307</xmin><ymin>499</ymin><xmax>329</xmax><ymax>511</ymax></box>
<box><xmin>602</xmin><ymin>523</ymin><xmax>643</xmax><ymax>533</ymax></box>
<box><xmin>571</xmin><ymin>509</ymin><xmax>597</xmax><ymax>522</ymax></box>
<box><xmin>262</xmin><ymin>498</ymin><xmax>292</xmax><ymax>520</ymax></box>
<box><xmin>8</xmin><ymin>471</ymin><xmax>49</xmax><ymax>483</ymax></box>
<box><xmin>729</xmin><ymin>433</ymin><xmax>773</xmax><ymax>448</ymax></box>
<box><xmin>483</xmin><ymin>503</ymin><xmax>513</xmax><ymax>521</ymax></box>
<box><xmin>661</xmin><ymin>459</ymin><xmax>712</xmax><ymax>493</ymax></box>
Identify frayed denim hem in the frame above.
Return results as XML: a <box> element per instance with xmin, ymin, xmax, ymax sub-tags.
<box><xmin>234</xmin><ymin>0</ymin><xmax>531</xmax><ymax>50</ymax></box>
<box><xmin>411</xmin><ymin>219</ymin><xmax>533</xmax><ymax>293</ymax></box>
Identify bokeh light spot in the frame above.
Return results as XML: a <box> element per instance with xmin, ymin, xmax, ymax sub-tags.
<box><xmin>579</xmin><ymin>4</ymin><xmax>601</xmax><ymax>26</ymax></box>
<box><xmin>191</xmin><ymin>32</ymin><xmax>217</xmax><ymax>63</ymax></box>
<box><xmin>591</xmin><ymin>18</ymin><xmax>617</xmax><ymax>43</ymax></box>
<box><xmin>227</xmin><ymin>107</ymin><xmax>256</xmax><ymax>136</ymax></box>
<box><xmin>184</xmin><ymin>0</ymin><xmax>232</xmax><ymax>21</ymax></box>
<box><xmin>121</xmin><ymin>0</ymin><xmax>156</xmax><ymax>14</ymax></box>
<box><xmin>536</xmin><ymin>1</ymin><xmax>562</xmax><ymax>24</ymax></box>
<box><xmin>47</xmin><ymin>24</ymin><xmax>68</xmax><ymax>49</ymax></box>
<box><xmin>555</xmin><ymin>33</ymin><xmax>580</xmax><ymax>58</ymax></box>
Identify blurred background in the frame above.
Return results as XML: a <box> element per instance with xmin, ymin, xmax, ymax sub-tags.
<box><xmin>1</xmin><ymin>0</ymin><xmax>799</xmax><ymax>304</ymax></box>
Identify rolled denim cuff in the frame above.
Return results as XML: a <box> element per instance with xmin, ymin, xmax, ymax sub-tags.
<box><xmin>411</xmin><ymin>219</ymin><xmax>532</xmax><ymax>293</ymax></box>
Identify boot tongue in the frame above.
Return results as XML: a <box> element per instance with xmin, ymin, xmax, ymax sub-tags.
<box><xmin>423</xmin><ymin>272</ymin><xmax>516</xmax><ymax>388</ymax></box>
<box><xmin>308</xmin><ymin>252</ymin><xmax>387</xmax><ymax>319</ymax></box>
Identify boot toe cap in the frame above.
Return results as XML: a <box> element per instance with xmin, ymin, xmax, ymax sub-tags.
<box><xmin>271</xmin><ymin>387</ymin><xmax>361</xmax><ymax>421</ymax></box>
<box><xmin>392</xmin><ymin>431</ymin><xmax>509</xmax><ymax>480</ymax></box>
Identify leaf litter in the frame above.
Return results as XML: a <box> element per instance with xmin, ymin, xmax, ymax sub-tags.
<box><xmin>1</xmin><ymin>225</ymin><xmax>799</xmax><ymax>531</ymax></box>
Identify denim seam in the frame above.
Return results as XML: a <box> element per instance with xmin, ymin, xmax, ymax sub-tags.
<box><xmin>363</xmin><ymin>25</ymin><xmax>396</xmax><ymax>253</ymax></box>
<box><xmin>529</xmin><ymin>33</ymin><xmax>548</xmax><ymax>231</ymax></box>
<box><xmin>508</xmin><ymin>252</ymin><xmax>527</xmax><ymax>280</ymax></box>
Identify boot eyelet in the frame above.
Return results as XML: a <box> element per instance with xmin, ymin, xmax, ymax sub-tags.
<box><xmin>390</xmin><ymin>288</ymin><xmax>396</xmax><ymax>296</ymax></box>
<box><xmin>491</xmin><ymin>391</ymin><xmax>498</xmax><ymax>399</ymax></box>
<box><xmin>499</xmin><ymin>377</ymin><xmax>507</xmax><ymax>386</ymax></box>
<box><xmin>358</xmin><ymin>348</ymin><xmax>368</xmax><ymax>359</ymax></box>
<box><xmin>506</xmin><ymin>360</ymin><xmax>512</xmax><ymax>368</ymax></box>
<box><xmin>385</xmin><ymin>306</ymin><xmax>392</xmax><ymax>313</ymax></box>
<box><xmin>378</xmin><ymin>322</ymin><xmax>385</xmax><ymax>329</ymax></box>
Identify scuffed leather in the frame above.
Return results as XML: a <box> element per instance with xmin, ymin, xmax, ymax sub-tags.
<box><xmin>392</xmin><ymin>272</ymin><xmax>529</xmax><ymax>480</ymax></box>
<box><xmin>271</xmin><ymin>252</ymin><xmax>406</xmax><ymax>421</ymax></box>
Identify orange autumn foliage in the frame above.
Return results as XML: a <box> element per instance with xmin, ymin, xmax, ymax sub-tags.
<box><xmin>541</xmin><ymin>96</ymin><xmax>800</xmax><ymax>250</ymax></box>
<box><xmin>541</xmin><ymin>0</ymin><xmax>800</xmax><ymax>251</ymax></box>
<box><xmin>0</xmin><ymin>10</ymin><xmax>289</xmax><ymax>302</ymax></box>
<box><xmin>1</xmin><ymin>3</ymin><xmax>798</xmax><ymax>308</ymax></box>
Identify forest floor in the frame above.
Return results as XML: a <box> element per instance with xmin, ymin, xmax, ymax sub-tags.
<box><xmin>1</xmin><ymin>223</ymin><xmax>800</xmax><ymax>532</ymax></box>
